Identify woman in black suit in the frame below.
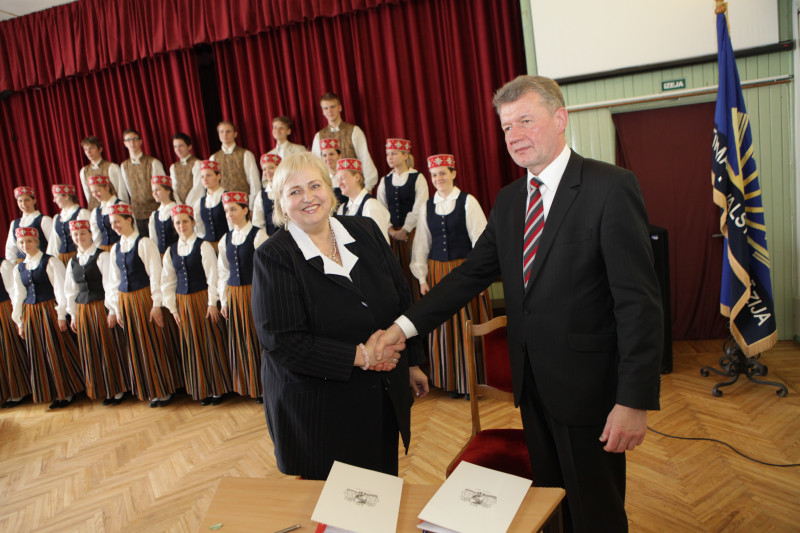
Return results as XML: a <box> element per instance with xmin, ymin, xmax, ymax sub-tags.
<box><xmin>252</xmin><ymin>152</ymin><xmax>429</xmax><ymax>480</ymax></box>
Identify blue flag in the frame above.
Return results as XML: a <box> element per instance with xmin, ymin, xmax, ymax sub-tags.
<box><xmin>711</xmin><ymin>11</ymin><xmax>777</xmax><ymax>356</ymax></box>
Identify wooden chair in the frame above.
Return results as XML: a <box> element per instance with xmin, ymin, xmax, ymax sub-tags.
<box><xmin>446</xmin><ymin>315</ymin><xmax>533</xmax><ymax>482</ymax></box>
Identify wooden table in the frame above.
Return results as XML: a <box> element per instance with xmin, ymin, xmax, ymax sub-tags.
<box><xmin>199</xmin><ymin>477</ymin><xmax>565</xmax><ymax>532</ymax></box>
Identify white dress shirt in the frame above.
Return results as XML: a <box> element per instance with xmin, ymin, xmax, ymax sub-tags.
<box><xmin>288</xmin><ymin>217</ymin><xmax>358</xmax><ymax>280</ymax></box>
<box><xmin>209</xmin><ymin>144</ymin><xmax>261</xmax><ymax>209</ymax></box>
<box><xmin>217</xmin><ymin>223</ymin><xmax>268</xmax><ymax>307</ymax></box>
<box><xmin>168</xmin><ymin>156</ymin><xmax>203</xmax><ymax>205</ymax></box>
<box><xmin>410</xmin><ymin>186</ymin><xmax>487</xmax><ymax>283</ymax></box>
<box><xmin>63</xmin><ymin>244</ymin><xmax>116</xmax><ymax>317</ymax></box>
<box><xmin>5</xmin><ymin>211</ymin><xmax>54</xmax><ymax>262</ymax></box>
<box><xmin>106</xmin><ymin>231</ymin><xmax>164</xmax><ymax>314</ymax></box>
<box><xmin>193</xmin><ymin>188</ymin><xmax>232</xmax><ymax>240</ymax></box>
<box><xmin>311</xmin><ymin>123</ymin><xmax>379</xmax><ymax>191</ymax></box>
<box><xmin>337</xmin><ymin>189</ymin><xmax>391</xmax><ymax>244</ymax></box>
<box><xmin>161</xmin><ymin>233</ymin><xmax>220</xmax><ymax>314</ymax></box>
<box><xmin>11</xmin><ymin>251</ymin><xmax>69</xmax><ymax>326</ymax></box>
<box><xmin>46</xmin><ymin>205</ymin><xmax>91</xmax><ymax>256</ymax></box>
<box><xmin>80</xmin><ymin>160</ymin><xmax>127</xmax><ymax>203</ymax></box>
<box><xmin>376</xmin><ymin>169</ymin><xmax>429</xmax><ymax>231</ymax></box>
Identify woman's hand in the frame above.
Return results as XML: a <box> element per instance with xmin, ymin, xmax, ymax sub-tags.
<box><xmin>17</xmin><ymin>325</ymin><xmax>25</xmax><ymax>339</ymax></box>
<box><xmin>58</xmin><ymin>319</ymin><xmax>67</xmax><ymax>332</ymax></box>
<box><xmin>419</xmin><ymin>282</ymin><xmax>430</xmax><ymax>295</ymax></box>
<box><xmin>207</xmin><ymin>305</ymin><xmax>220</xmax><ymax>324</ymax></box>
<box><xmin>107</xmin><ymin>314</ymin><xmax>118</xmax><ymax>329</ymax></box>
<box><xmin>150</xmin><ymin>306</ymin><xmax>164</xmax><ymax>328</ymax></box>
<box><xmin>220</xmin><ymin>306</ymin><xmax>229</xmax><ymax>320</ymax></box>
<box><xmin>70</xmin><ymin>318</ymin><xmax>78</xmax><ymax>333</ymax></box>
<box><xmin>409</xmin><ymin>366</ymin><xmax>429</xmax><ymax>397</ymax></box>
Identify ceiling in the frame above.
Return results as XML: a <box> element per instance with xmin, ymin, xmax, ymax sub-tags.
<box><xmin>0</xmin><ymin>0</ymin><xmax>76</xmax><ymax>22</ymax></box>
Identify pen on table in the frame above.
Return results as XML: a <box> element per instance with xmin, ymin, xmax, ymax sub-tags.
<box><xmin>273</xmin><ymin>525</ymin><xmax>301</xmax><ymax>533</ymax></box>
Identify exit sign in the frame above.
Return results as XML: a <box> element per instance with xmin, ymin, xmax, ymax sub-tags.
<box><xmin>662</xmin><ymin>79</ymin><xmax>686</xmax><ymax>91</ymax></box>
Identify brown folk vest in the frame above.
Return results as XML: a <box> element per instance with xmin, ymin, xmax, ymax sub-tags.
<box><xmin>83</xmin><ymin>159</ymin><xmax>115</xmax><ymax>210</ymax></box>
<box><xmin>122</xmin><ymin>155</ymin><xmax>158</xmax><ymax>219</ymax></box>
<box><xmin>318</xmin><ymin>121</ymin><xmax>356</xmax><ymax>159</ymax></box>
<box><xmin>173</xmin><ymin>155</ymin><xmax>199</xmax><ymax>202</ymax></box>
<box><xmin>212</xmin><ymin>146</ymin><xmax>249</xmax><ymax>194</ymax></box>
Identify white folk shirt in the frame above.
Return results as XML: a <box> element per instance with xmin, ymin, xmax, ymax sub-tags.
<box><xmin>11</xmin><ymin>250</ymin><xmax>69</xmax><ymax>326</ymax></box>
<box><xmin>63</xmin><ymin>244</ymin><xmax>116</xmax><ymax>317</ymax></box>
<box><xmin>106</xmin><ymin>231</ymin><xmax>164</xmax><ymax>315</ymax></box>
<box><xmin>268</xmin><ymin>141</ymin><xmax>307</xmax><ymax>159</ymax></box>
<box><xmin>409</xmin><ymin>186</ymin><xmax>487</xmax><ymax>284</ymax></box>
<box><xmin>160</xmin><ymin>233</ymin><xmax>220</xmax><ymax>314</ymax></box>
<box><xmin>169</xmin><ymin>156</ymin><xmax>203</xmax><ymax>205</ymax></box>
<box><xmin>217</xmin><ymin>223</ymin><xmax>268</xmax><ymax>307</ymax></box>
<box><xmin>337</xmin><ymin>189</ymin><xmax>391</xmax><ymax>244</ymax></box>
<box><xmin>5</xmin><ymin>210</ymin><xmax>54</xmax><ymax>262</ymax></box>
<box><xmin>376</xmin><ymin>169</ymin><xmax>429</xmax><ymax>232</ymax></box>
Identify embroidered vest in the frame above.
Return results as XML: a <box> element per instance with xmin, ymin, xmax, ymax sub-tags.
<box><xmin>18</xmin><ymin>255</ymin><xmax>56</xmax><ymax>304</ymax></box>
<box><xmin>83</xmin><ymin>159</ymin><xmax>115</xmax><ymax>210</ymax></box>
<box><xmin>54</xmin><ymin>208</ymin><xmax>81</xmax><ymax>254</ymax></box>
<box><xmin>173</xmin><ymin>155</ymin><xmax>199</xmax><ymax>202</ymax></box>
<box><xmin>71</xmin><ymin>249</ymin><xmax>105</xmax><ymax>304</ymax></box>
<box><xmin>169</xmin><ymin>239</ymin><xmax>207</xmax><ymax>295</ymax></box>
<box><xmin>384</xmin><ymin>172</ymin><xmax>419</xmax><ymax>228</ymax></box>
<box><xmin>12</xmin><ymin>215</ymin><xmax>49</xmax><ymax>260</ymax></box>
<box><xmin>122</xmin><ymin>155</ymin><xmax>159</xmax><ymax>219</ymax></box>
<box><xmin>427</xmin><ymin>192</ymin><xmax>472</xmax><ymax>262</ymax></box>
<box><xmin>318</xmin><ymin>121</ymin><xmax>356</xmax><ymax>159</ymax></box>
<box><xmin>225</xmin><ymin>227</ymin><xmax>258</xmax><ymax>286</ymax></box>
<box><xmin>115</xmin><ymin>236</ymin><xmax>150</xmax><ymax>292</ymax></box>
<box><xmin>213</xmin><ymin>146</ymin><xmax>249</xmax><ymax>194</ymax></box>
<box><xmin>200</xmin><ymin>195</ymin><xmax>228</xmax><ymax>243</ymax></box>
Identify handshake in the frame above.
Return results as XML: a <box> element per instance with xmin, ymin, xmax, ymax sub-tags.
<box><xmin>355</xmin><ymin>324</ymin><xmax>407</xmax><ymax>371</ymax></box>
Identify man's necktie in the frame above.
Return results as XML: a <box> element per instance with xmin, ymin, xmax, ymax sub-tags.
<box><xmin>523</xmin><ymin>177</ymin><xmax>544</xmax><ymax>288</ymax></box>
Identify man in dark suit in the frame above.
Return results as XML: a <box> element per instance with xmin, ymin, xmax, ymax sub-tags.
<box><xmin>375</xmin><ymin>75</ymin><xmax>663</xmax><ymax>532</ymax></box>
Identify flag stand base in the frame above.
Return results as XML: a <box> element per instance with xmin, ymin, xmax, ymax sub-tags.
<box><xmin>700</xmin><ymin>337</ymin><xmax>788</xmax><ymax>397</ymax></box>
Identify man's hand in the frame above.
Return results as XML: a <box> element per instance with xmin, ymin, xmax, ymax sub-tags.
<box><xmin>599</xmin><ymin>404</ymin><xmax>647</xmax><ymax>452</ymax></box>
<box><xmin>373</xmin><ymin>324</ymin><xmax>407</xmax><ymax>363</ymax></box>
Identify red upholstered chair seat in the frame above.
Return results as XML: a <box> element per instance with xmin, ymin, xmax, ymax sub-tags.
<box><xmin>446</xmin><ymin>428</ymin><xmax>532</xmax><ymax>481</ymax></box>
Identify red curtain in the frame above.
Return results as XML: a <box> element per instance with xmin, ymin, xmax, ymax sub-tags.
<box><xmin>0</xmin><ymin>0</ymin><xmax>403</xmax><ymax>92</ymax></box>
<box><xmin>212</xmin><ymin>0</ymin><xmax>526</xmax><ymax>211</ymax></box>
<box><xmin>0</xmin><ymin>49</ymin><xmax>208</xmax><ymax>240</ymax></box>
<box><xmin>613</xmin><ymin>103</ymin><xmax>729</xmax><ymax>340</ymax></box>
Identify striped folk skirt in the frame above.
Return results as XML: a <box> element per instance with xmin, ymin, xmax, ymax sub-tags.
<box><xmin>391</xmin><ymin>228</ymin><xmax>420</xmax><ymax>302</ymax></box>
<box><xmin>176</xmin><ymin>291</ymin><xmax>231</xmax><ymax>400</ymax></box>
<box><xmin>119</xmin><ymin>288</ymin><xmax>182</xmax><ymax>400</ymax></box>
<box><xmin>427</xmin><ymin>258</ymin><xmax>492</xmax><ymax>394</ymax></box>
<box><xmin>226</xmin><ymin>284</ymin><xmax>262</xmax><ymax>398</ymax></box>
<box><xmin>22</xmin><ymin>300</ymin><xmax>84</xmax><ymax>403</ymax></box>
<box><xmin>58</xmin><ymin>251</ymin><xmax>77</xmax><ymax>266</ymax></box>
<box><xmin>0</xmin><ymin>299</ymin><xmax>30</xmax><ymax>400</ymax></box>
<box><xmin>75</xmin><ymin>300</ymin><xmax>129</xmax><ymax>399</ymax></box>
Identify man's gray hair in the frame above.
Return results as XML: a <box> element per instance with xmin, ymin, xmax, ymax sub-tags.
<box><xmin>492</xmin><ymin>75</ymin><xmax>565</xmax><ymax>114</ymax></box>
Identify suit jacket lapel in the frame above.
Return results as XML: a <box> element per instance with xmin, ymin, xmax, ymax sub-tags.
<box><xmin>525</xmin><ymin>152</ymin><xmax>583</xmax><ymax>293</ymax></box>
<box><xmin>306</xmin><ymin>241</ymin><xmax>366</xmax><ymax>299</ymax></box>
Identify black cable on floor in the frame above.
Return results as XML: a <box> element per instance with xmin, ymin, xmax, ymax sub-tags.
<box><xmin>647</xmin><ymin>426</ymin><xmax>800</xmax><ymax>467</ymax></box>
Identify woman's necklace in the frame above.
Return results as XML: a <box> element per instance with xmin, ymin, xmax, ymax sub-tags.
<box><xmin>325</xmin><ymin>225</ymin><xmax>339</xmax><ymax>264</ymax></box>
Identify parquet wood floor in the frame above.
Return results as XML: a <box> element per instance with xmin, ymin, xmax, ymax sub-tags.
<box><xmin>1</xmin><ymin>340</ymin><xmax>798</xmax><ymax>532</ymax></box>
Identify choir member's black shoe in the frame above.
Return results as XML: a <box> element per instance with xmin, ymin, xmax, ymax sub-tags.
<box><xmin>102</xmin><ymin>398</ymin><xmax>116</xmax><ymax>406</ymax></box>
<box><xmin>255</xmin><ymin>397</ymin><xmax>264</xmax><ymax>404</ymax></box>
<box><xmin>200</xmin><ymin>397</ymin><xmax>213</xmax><ymax>406</ymax></box>
<box><xmin>209</xmin><ymin>396</ymin><xmax>223</xmax><ymax>406</ymax></box>
<box><xmin>49</xmin><ymin>400</ymin><xmax>61</xmax><ymax>410</ymax></box>
<box><xmin>2</xmin><ymin>396</ymin><xmax>28</xmax><ymax>408</ymax></box>
<box><xmin>57</xmin><ymin>397</ymin><xmax>74</xmax><ymax>408</ymax></box>
<box><xmin>158</xmin><ymin>396</ymin><xmax>173</xmax><ymax>407</ymax></box>
<box><xmin>149</xmin><ymin>399</ymin><xmax>160</xmax><ymax>408</ymax></box>
<box><xmin>448</xmin><ymin>391</ymin><xmax>465</xmax><ymax>399</ymax></box>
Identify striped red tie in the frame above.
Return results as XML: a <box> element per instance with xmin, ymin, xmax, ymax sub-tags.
<box><xmin>523</xmin><ymin>177</ymin><xmax>544</xmax><ymax>288</ymax></box>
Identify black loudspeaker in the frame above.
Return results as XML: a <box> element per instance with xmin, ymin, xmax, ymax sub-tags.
<box><xmin>649</xmin><ymin>225</ymin><xmax>673</xmax><ymax>373</ymax></box>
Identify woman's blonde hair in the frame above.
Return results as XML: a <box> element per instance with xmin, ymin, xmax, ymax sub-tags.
<box><xmin>272</xmin><ymin>152</ymin><xmax>338</xmax><ymax>228</ymax></box>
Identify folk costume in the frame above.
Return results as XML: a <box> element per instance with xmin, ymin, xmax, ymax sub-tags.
<box><xmin>0</xmin><ymin>259</ymin><xmax>30</xmax><ymax>406</ymax></box>
<box><xmin>46</xmin><ymin>184</ymin><xmax>90</xmax><ymax>266</ymax></box>
<box><xmin>11</xmin><ymin>228</ymin><xmax>84</xmax><ymax>406</ymax></box>
<box><xmin>87</xmin><ymin>176</ymin><xmax>123</xmax><ymax>252</ymax></box>
<box><xmin>335</xmin><ymin>158</ymin><xmax>391</xmax><ymax>243</ymax></box>
<box><xmin>252</xmin><ymin>154</ymin><xmax>280</xmax><ymax>236</ymax></box>
<box><xmin>106</xmin><ymin>203</ymin><xmax>182</xmax><ymax>404</ymax></box>
<box><xmin>218</xmin><ymin>192</ymin><xmax>268</xmax><ymax>400</ymax></box>
<box><xmin>148</xmin><ymin>176</ymin><xmax>179</xmax><ymax>255</ymax></box>
<box><xmin>5</xmin><ymin>187</ymin><xmax>53</xmax><ymax>263</ymax></box>
<box><xmin>162</xmin><ymin>204</ymin><xmax>232</xmax><ymax>403</ymax></box>
<box><xmin>63</xmin><ymin>220</ymin><xmax>129</xmax><ymax>403</ymax></box>
<box><xmin>410</xmin><ymin>154</ymin><xmax>491</xmax><ymax>394</ymax></box>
